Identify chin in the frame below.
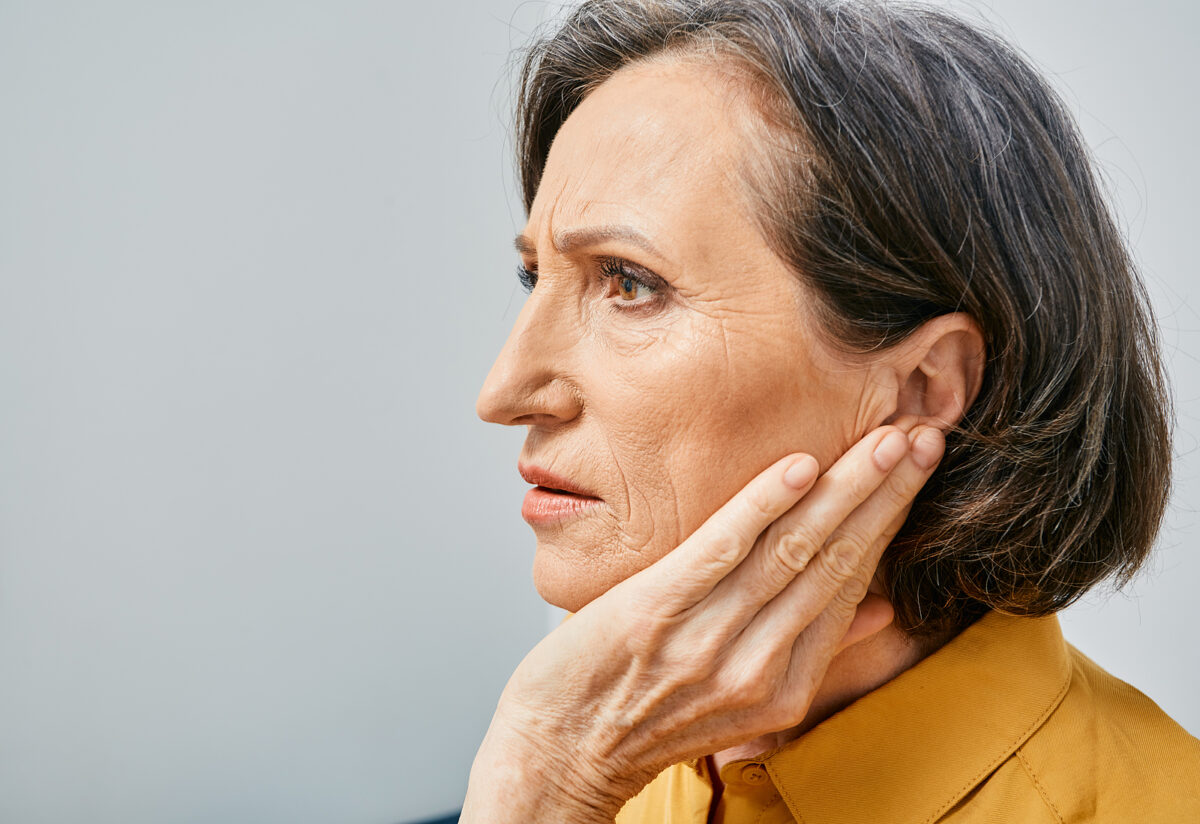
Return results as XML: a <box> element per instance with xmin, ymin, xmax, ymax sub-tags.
<box><xmin>531</xmin><ymin>542</ymin><xmax>625</xmax><ymax>614</ymax></box>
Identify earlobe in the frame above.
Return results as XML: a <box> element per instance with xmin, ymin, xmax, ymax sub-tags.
<box><xmin>884</xmin><ymin>313</ymin><xmax>985</xmax><ymax>431</ymax></box>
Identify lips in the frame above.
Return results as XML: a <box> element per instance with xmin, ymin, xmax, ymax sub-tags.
<box><xmin>518</xmin><ymin>462</ymin><xmax>603</xmax><ymax>525</ymax></box>
<box><xmin>517</xmin><ymin>463</ymin><xmax>601</xmax><ymax>499</ymax></box>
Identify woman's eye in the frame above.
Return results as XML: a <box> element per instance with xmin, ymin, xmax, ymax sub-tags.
<box><xmin>515</xmin><ymin>258</ymin><xmax>665</xmax><ymax>308</ymax></box>
<box><xmin>516</xmin><ymin>264</ymin><xmax>538</xmax><ymax>294</ymax></box>
<box><xmin>600</xmin><ymin>258</ymin><xmax>660</xmax><ymax>306</ymax></box>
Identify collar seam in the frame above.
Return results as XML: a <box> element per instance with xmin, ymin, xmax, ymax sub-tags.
<box><xmin>920</xmin><ymin>662</ymin><xmax>1073</xmax><ymax>824</ymax></box>
<box><xmin>1015</xmin><ymin>747</ymin><xmax>1066</xmax><ymax>823</ymax></box>
<box><xmin>774</xmin><ymin>776</ymin><xmax>808</xmax><ymax>824</ymax></box>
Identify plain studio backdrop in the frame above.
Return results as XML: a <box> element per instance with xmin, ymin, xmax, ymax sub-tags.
<box><xmin>1</xmin><ymin>2</ymin><xmax>1196</xmax><ymax>822</ymax></box>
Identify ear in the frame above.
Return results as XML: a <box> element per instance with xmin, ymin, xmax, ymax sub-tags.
<box><xmin>881</xmin><ymin>313</ymin><xmax>985</xmax><ymax>431</ymax></box>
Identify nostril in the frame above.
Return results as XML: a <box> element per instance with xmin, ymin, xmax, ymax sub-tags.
<box><xmin>476</xmin><ymin>336</ymin><xmax>583</xmax><ymax>426</ymax></box>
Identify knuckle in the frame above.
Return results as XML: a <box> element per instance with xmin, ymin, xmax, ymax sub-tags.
<box><xmin>742</xmin><ymin>646</ymin><xmax>792</xmax><ymax>703</ymax></box>
<box><xmin>681</xmin><ymin>639</ymin><xmax>723</xmax><ymax>682</ymax></box>
<box><xmin>879</xmin><ymin>476</ymin><xmax>918</xmax><ymax>511</ymax></box>
<box><xmin>622</xmin><ymin>613</ymin><xmax>672</xmax><ymax>658</ymax></box>
<box><xmin>772</xmin><ymin>522</ymin><xmax>822</xmax><ymax>573</ymax></box>
<box><xmin>831</xmin><ymin>525</ymin><xmax>875</xmax><ymax>563</ymax></box>
<box><xmin>713</xmin><ymin>671</ymin><xmax>752</xmax><ymax>709</ymax></box>
<box><xmin>770</xmin><ymin>706</ymin><xmax>803</xmax><ymax>731</ymax></box>
<box><xmin>822</xmin><ymin>535</ymin><xmax>866</xmax><ymax>581</ymax></box>
<box><xmin>747</xmin><ymin>645</ymin><xmax>787</xmax><ymax>682</ymax></box>
<box><xmin>825</xmin><ymin>532</ymin><xmax>864</xmax><ymax>578</ymax></box>
<box><xmin>844</xmin><ymin>467</ymin><xmax>879</xmax><ymax>502</ymax></box>
<box><xmin>707</xmin><ymin>535</ymin><xmax>744</xmax><ymax>569</ymax></box>
<box><xmin>759</xmin><ymin>695</ymin><xmax>804</xmax><ymax>731</ymax></box>
<box><xmin>738</xmin><ymin>672</ymin><xmax>776</xmax><ymax>707</ymax></box>
<box><xmin>745</xmin><ymin>486</ymin><xmax>778</xmax><ymax>522</ymax></box>
<box><xmin>837</xmin><ymin>573</ymin><xmax>871</xmax><ymax>606</ymax></box>
<box><xmin>718</xmin><ymin>658</ymin><xmax>778</xmax><ymax>709</ymax></box>
<box><xmin>772</xmin><ymin>534</ymin><xmax>813</xmax><ymax>576</ymax></box>
<box><xmin>675</xmin><ymin>656</ymin><xmax>712</xmax><ymax>689</ymax></box>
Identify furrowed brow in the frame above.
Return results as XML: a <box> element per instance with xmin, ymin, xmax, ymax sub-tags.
<box><xmin>513</xmin><ymin>224</ymin><xmax>664</xmax><ymax>260</ymax></box>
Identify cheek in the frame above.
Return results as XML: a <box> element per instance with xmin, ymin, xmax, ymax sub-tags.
<box><xmin>580</xmin><ymin>351</ymin><xmax>692</xmax><ymax>548</ymax></box>
<box><xmin>666</xmin><ymin>345</ymin><xmax>833</xmax><ymax>528</ymax></box>
<box><xmin>587</xmin><ymin>308</ymin><xmax>849</xmax><ymax>554</ymax></box>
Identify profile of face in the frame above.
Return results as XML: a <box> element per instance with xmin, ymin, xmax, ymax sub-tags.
<box><xmin>477</xmin><ymin>58</ymin><xmax>931</xmax><ymax>612</ymax></box>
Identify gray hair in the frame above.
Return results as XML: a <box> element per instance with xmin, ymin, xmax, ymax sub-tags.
<box><xmin>512</xmin><ymin>0</ymin><xmax>1172</xmax><ymax>640</ymax></box>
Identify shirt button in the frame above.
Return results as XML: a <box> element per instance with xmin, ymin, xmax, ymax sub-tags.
<box><xmin>740</xmin><ymin>763</ymin><xmax>769</xmax><ymax>785</ymax></box>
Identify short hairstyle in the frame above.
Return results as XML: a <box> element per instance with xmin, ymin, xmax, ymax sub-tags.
<box><xmin>511</xmin><ymin>0</ymin><xmax>1173</xmax><ymax>640</ymax></box>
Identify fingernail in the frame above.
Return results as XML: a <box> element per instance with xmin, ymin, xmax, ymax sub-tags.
<box><xmin>783</xmin><ymin>455</ymin><xmax>819</xmax><ymax>489</ymax></box>
<box><xmin>911</xmin><ymin>428</ymin><xmax>945</xmax><ymax>469</ymax></box>
<box><xmin>872</xmin><ymin>430</ymin><xmax>909</xmax><ymax>471</ymax></box>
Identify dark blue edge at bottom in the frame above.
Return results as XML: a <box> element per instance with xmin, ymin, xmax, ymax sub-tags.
<box><xmin>407</xmin><ymin>813</ymin><xmax>460</xmax><ymax>824</ymax></box>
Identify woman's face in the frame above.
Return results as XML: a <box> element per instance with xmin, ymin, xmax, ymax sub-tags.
<box><xmin>477</xmin><ymin>58</ymin><xmax>892</xmax><ymax>612</ymax></box>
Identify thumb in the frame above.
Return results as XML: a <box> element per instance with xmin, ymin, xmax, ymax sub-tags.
<box><xmin>837</xmin><ymin>592</ymin><xmax>895</xmax><ymax>652</ymax></box>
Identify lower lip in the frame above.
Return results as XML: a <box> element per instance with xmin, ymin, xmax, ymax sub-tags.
<box><xmin>521</xmin><ymin>487</ymin><xmax>603</xmax><ymax>524</ymax></box>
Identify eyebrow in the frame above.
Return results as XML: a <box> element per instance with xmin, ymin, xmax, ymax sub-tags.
<box><xmin>513</xmin><ymin>224</ymin><xmax>665</xmax><ymax>261</ymax></box>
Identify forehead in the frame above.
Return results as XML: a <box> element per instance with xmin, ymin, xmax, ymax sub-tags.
<box><xmin>527</xmin><ymin>58</ymin><xmax>761</xmax><ymax>255</ymax></box>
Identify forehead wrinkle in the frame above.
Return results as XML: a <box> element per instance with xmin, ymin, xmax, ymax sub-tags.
<box><xmin>522</xmin><ymin>173</ymin><xmax>578</xmax><ymax>256</ymax></box>
<box><xmin>550</xmin><ymin>68</ymin><xmax>749</xmax><ymax>207</ymax></box>
<box><xmin>529</xmin><ymin>60</ymin><xmax>779</xmax><ymax>306</ymax></box>
<box><xmin>572</xmin><ymin>86</ymin><xmax>715</xmax><ymax>184</ymax></box>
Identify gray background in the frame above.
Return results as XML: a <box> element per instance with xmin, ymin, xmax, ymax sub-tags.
<box><xmin>0</xmin><ymin>2</ymin><xmax>1195</xmax><ymax>823</ymax></box>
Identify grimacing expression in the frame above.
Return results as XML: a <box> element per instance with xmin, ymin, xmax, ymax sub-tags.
<box><xmin>476</xmin><ymin>58</ymin><xmax>892</xmax><ymax>612</ymax></box>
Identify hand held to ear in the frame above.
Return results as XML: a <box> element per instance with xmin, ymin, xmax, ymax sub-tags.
<box><xmin>460</xmin><ymin>424</ymin><xmax>946</xmax><ymax>824</ymax></box>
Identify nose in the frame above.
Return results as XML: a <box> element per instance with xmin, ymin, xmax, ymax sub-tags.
<box><xmin>476</xmin><ymin>285</ymin><xmax>583</xmax><ymax>427</ymax></box>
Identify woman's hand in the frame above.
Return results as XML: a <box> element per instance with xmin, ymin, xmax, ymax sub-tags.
<box><xmin>460</xmin><ymin>423</ymin><xmax>946</xmax><ymax>824</ymax></box>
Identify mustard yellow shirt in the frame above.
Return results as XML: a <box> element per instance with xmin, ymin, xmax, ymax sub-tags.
<box><xmin>615</xmin><ymin>610</ymin><xmax>1200</xmax><ymax>823</ymax></box>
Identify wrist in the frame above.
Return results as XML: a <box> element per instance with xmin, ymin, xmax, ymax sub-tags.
<box><xmin>461</xmin><ymin>723</ymin><xmax>625</xmax><ymax>824</ymax></box>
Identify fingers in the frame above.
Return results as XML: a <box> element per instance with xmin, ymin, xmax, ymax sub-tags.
<box><xmin>813</xmin><ymin>425</ymin><xmax>944</xmax><ymax>617</ymax></box>
<box><xmin>707</xmin><ymin>426</ymin><xmax>912</xmax><ymax>611</ymax></box>
<box><xmin>646</xmin><ymin>451</ymin><xmax>821</xmax><ymax>607</ymax></box>
<box><xmin>745</xmin><ymin>425</ymin><xmax>945</xmax><ymax>649</ymax></box>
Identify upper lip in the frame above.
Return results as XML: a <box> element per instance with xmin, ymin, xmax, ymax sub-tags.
<box><xmin>518</xmin><ymin>463</ymin><xmax>601</xmax><ymax>498</ymax></box>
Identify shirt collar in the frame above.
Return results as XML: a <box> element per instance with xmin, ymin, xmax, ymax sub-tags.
<box><xmin>761</xmin><ymin>610</ymin><xmax>1072</xmax><ymax>824</ymax></box>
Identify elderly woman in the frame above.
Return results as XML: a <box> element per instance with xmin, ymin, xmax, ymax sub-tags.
<box><xmin>462</xmin><ymin>1</ymin><xmax>1200</xmax><ymax>822</ymax></box>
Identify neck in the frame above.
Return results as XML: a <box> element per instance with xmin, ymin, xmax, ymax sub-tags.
<box><xmin>708</xmin><ymin>620</ymin><xmax>941</xmax><ymax>777</ymax></box>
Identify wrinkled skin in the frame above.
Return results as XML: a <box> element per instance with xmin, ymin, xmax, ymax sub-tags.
<box><xmin>479</xmin><ymin>58</ymin><xmax>895</xmax><ymax>610</ymax></box>
<box><xmin>470</xmin><ymin>56</ymin><xmax>985</xmax><ymax>823</ymax></box>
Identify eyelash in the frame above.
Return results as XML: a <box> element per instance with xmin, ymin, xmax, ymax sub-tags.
<box><xmin>516</xmin><ymin>263</ymin><xmax>537</xmax><ymax>293</ymax></box>
<box><xmin>515</xmin><ymin>258</ymin><xmax>664</xmax><ymax>309</ymax></box>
